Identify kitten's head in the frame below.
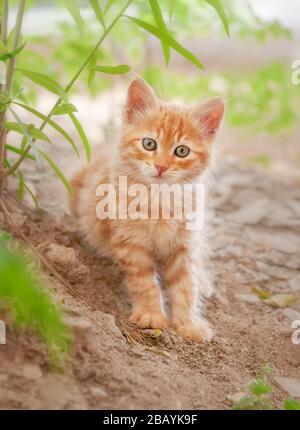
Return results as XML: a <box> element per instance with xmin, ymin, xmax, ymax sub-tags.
<box><xmin>120</xmin><ymin>77</ymin><xmax>224</xmax><ymax>184</ymax></box>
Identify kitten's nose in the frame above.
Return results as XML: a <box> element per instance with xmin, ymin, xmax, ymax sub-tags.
<box><xmin>155</xmin><ymin>165</ymin><xmax>168</xmax><ymax>176</ymax></box>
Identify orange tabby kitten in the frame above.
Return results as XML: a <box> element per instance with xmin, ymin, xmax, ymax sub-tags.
<box><xmin>71</xmin><ymin>77</ymin><xmax>224</xmax><ymax>342</ymax></box>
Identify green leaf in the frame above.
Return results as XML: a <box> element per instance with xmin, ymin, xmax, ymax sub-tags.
<box><xmin>36</xmin><ymin>148</ymin><xmax>73</xmax><ymax>195</ymax></box>
<box><xmin>125</xmin><ymin>16</ymin><xmax>204</xmax><ymax>70</ymax></box>
<box><xmin>0</xmin><ymin>40</ymin><xmax>8</xmax><ymax>55</ymax></box>
<box><xmin>7</xmin><ymin>25</ymin><xmax>15</xmax><ymax>50</ymax></box>
<box><xmin>20</xmin><ymin>136</ymin><xmax>27</xmax><ymax>152</ymax></box>
<box><xmin>27</xmin><ymin>125</ymin><xmax>51</xmax><ymax>143</ymax></box>
<box><xmin>87</xmin><ymin>53</ymin><xmax>97</xmax><ymax>88</ymax></box>
<box><xmin>0</xmin><ymin>102</ymin><xmax>9</xmax><ymax>113</ymax></box>
<box><xmin>88</xmin><ymin>64</ymin><xmax>131</xmax><ymax>74</ymax></box>
<box><xmin>103</xmin><ymin>0</ymin><xmax>115</xmax><ymax>15</ymax></box>
<box><xmin>90</xmin><ymin>0</ymin><xmax>106</xmax><ymax>30</ymax></box>
<box><xmin>249</xmin><ymin>379</ymin><xmax>272</xmax><ymax>396</ymax></box>
<box><xmin>51</xmin><ymin>103</ymin><xmax>78</xmax><ymax>116</ymax></box>
<box><xmin>251</xmin><ymin>285</ymin><xmax>271</xmax><ymax>300</ymax></box>
<box><xmin>8</xmin><ymin>107</ymin><xmax>40</xmax><ymax>163</ymax></box>
<box><xmin>206</xmin><ymin>0</ymin><xmax>230</xmax><ymax>37</ymax></box>
<box><xmin>265</xmin><ymin>293</ymin><xmax>296</xmax><ymax>308</ymax></box>
<box><xmin>5</xmin><ymin>144</ymin><xmax>36</xmax><ymax>161</ymax></box>
<box><xmin>24</xmin><ymin>182</ymin><xmax>41</xmax><ymax>212</ymax></box>
<box><xmin>149</xmin><ymin>0</ymin><xmax>170</xmax><ymax>64</ymax></box>
<box><xmin>250</xmin><ymin>154</ymin><xmax>271</xmax><ymax>169</ymax></box>
<box><xmin>284</xmin><ymin>399</ymin><xmax>300</xmax><ymax>410</ymax></box>
<box><xmin>16</xmin><ymin>69</ymin><xmax>67</xmax><ymax>99</ymax></box>
<box><xmin>69</xmin><ymin>113</ymin><xmax>91</xmax><ymax>161</ymax></box>
<box><xmin>63</xmin><ymin>0</ymin><xmax>84</xmax><ymax>34</ymax></box>
<box><xmin>5</xmin><ymin>122</ymin><xmax>50</xmax><ymax>143</ymax></box>
<box><xmin>13</xmin><ymin>102</ymin><xmax>80</xmax><ymax>156</ymax></box>
<box><xmin>17</xmin><ymin>171</ymin><xmax>25</xmax><ymax>200</ymax></box>
<box><xmin>0</xmin><ymin>90</ymin><xmax>11</xmax><ymax>111</ymax></box>
<box><xmin>168</xmin><ymin>0</ymin><xmax>174</xmax><ymax>21</ymax></box>
<box><xmin>0</xmin><ymin>42</ymin><xmax>26</xmax><ymax>61</ymax></box>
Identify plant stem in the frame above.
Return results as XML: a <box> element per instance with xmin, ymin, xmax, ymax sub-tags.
<box><xmin>0</xmin><ymin>0</ymin><xmax>9</xmax><ymax>181</ymax></box>
<box><xmin>6</xmin><ymin>0</ymin><xmax>134</xmax><ymax>178</ymax></box>
<box><xmin>1</xmin><ymin>0</ymin><xmax>8</xmax><ymax>44</ymax></box>
<box><xmin>0</xmin><ymin>0</ymin><xmax>25</xmax><ymax>190</ymax></box>
<box><xmin>5</xmin><ymin>0</ymin><xmax>26</xmax><ymax>93</ymax></box>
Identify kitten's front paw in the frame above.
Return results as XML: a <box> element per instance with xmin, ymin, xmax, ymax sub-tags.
<box><xmin>130</xmin><ymin>309</ymin><xmax>168</xmax><ymax>329</ymax></box>
<box><xmin>174</xmin><ymin>319</ymin><xmax>213</xmax><ymax>342</ymax></box>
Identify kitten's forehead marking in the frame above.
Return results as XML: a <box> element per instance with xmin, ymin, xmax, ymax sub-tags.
<box><xmin>152</xmin><ymin>110</ymin><xmax>193</xmax><ymax>149</ymax></box>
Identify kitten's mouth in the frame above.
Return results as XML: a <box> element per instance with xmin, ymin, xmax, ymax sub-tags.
<box><xmin>149</xmin><ymin>175</ymin><xmax>172</xmax><ymax>185</ymax></box>
<box><xmin>151</xmin><ymin>174</ymin><xmax>165</xmax><ymax>181</ymax></box>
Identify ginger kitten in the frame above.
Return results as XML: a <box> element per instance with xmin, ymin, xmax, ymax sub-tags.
<box><xmin>71</xmin><ymin>77</ymin><xmax>224</xmax><ymax>342</ymax></box>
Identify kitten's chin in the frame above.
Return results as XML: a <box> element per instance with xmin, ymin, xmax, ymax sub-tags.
<box><xmin>126</xmin><ymin>168</ymin><xmax>185</xmax><ymax>186</ymax></box>
<box><xmin>143</xmin><ymin>174</ymin><xmax>178</xmax><ymax>186</ymax></box>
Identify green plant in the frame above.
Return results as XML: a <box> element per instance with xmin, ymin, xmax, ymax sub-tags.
<box><xmin>283</xmin><ymin>399</ymin><xmax>300</xmax><ymax>410</ymax></box>
<box><xmin>143</xmin><ymin>62</ymin><xmax>300</xmax><ymax>134</ymax></box>
<box><xmin>0</xmin><ymin>232</ymin><xmax>71</xmax><ymax>367</ymax></box>
<box><xmin>0</xmin><ymin>0</ymin><xmax>229</xmax><ymax>206</ymax></box>
<box><xmin>231</xmin><ymin>367</ymin><xmax>300</xmax><ymax>410</ymax></box>
<box><xmin>232</xmin><ymin>366</ymin><xmax>274</xmax><ymax>410</ymax></box>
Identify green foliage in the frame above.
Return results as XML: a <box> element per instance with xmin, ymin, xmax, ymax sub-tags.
<box><xmin>0</xmin><ymin>0</ymin><xmax>296</xmax><ymax>206</ymax></box>
<box><xmin>90</xmin><ymin>0</ymin><xmax>106</xmax><ymax>30</ymax></box>
<box><xmin>232</xmin><ymin>367</ymin><xmax>273</xmax><ymax>410</ymax></box>
<box><xmin>284</xmin><ymin>399</ymin><xmax>300</xmax><ymax>410</ymax></box>
<box><xmin>125</xmin><ymin>15</ymin><xmax>204</xmax><ymax>70</ymax></box>
<box><xmin>13</xmin><ymin>101</ymin><xmax>80</xmax><ymax>157</ymax></box>
<box><xmin>227</xmin><ymin>64</ymin><xmax>298</xmax><ymax>133</ymax></box>
<box><xmin>16</xmin><ymin>68</ymin><xmax>67</xmax><ymax>99</ymax></box>
<box><xmin>143</xmin><ymin>62</ymin><xmax>299</xmax><ymax>134</ymax></box>
<box><xmin>149</xmin><ymin>0</ymin><xmax>170</xmax><ymax>64</ymax></box>
<box><xmin>36</xmin><ymin>147</ymin><xmax>73</xmax><ymax>195</ymax></box>
<box><xmin>0</xmin><ymin>233</ymin><xmax>71</xmax><ymax>367</ymax></box>
<box><xmin>5</xmin><ymin>122</ymin><xmax>50</xmax><ymax>143</ymax></box>
<box><xmin>0</xmin><ymin>41</ymin><xmax>26</xmax><ymax>61</ymax></box>
<box><xmin>231</xmin><ymin>367</ymin><xmax>300</xmax><ymax>411</ymax></box>
<box><xmin>2</xmin><ymin>0</ymin><xmax>222</xmax><ymax>203</ymax></box>
<box><xmin>206</xmin><ymin>0</ymin><xmax>230</xmax><ymax>36</ymax></box>
<box><xmin>87</xmin><ymin>64</ymin><xmax>131</xmax><ymax>75</ymax></box>
<box><xmin>51</xmin><ymin>103</ymin><xmax>78</xmax><ymax>116</ymax></box>
<box><xmin>62</xmin><ymin>0</ymin><xmax>85</xmax><ymax>35</ymax></box>
<box><xmin>249</xmin><ymin>155</ymin><xmax>271</xmax><ymax>169</ymax></box>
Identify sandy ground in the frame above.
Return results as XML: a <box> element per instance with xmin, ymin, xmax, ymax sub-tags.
<box><xmin>0</xmin><ymin>81</ymin><xmax>300</xmax><ymax>409</ymax></box>
<box><xmin>1</xmin><ymin>151</ymin><xmax>300</xmax><ymax>409</ymax></box>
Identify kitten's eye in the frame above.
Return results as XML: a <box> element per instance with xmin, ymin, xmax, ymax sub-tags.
<box><xmin>174</xmin><ymin>145</ymin><xmax>190</xmax><ymax>158</ymax></box>
<box><xmin>142</xmin><ymin>137</ymin><xmax>157</xmax><ymax>151</ymax></box>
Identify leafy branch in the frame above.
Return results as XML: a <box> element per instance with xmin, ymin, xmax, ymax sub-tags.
<box><xmin>3</xmin><ymin>0</ymin><xmax>135</xmax><ymax>183</ymax></box>
<box><xmin>0</xmin><ymin>0</ymin><xmax>230</xmax><ymax>202</ymax></box>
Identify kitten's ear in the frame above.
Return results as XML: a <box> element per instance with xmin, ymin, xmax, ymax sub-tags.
<box><xmin>124</xmin><ymin>77</ymin><xmax>158</xmax><ymax>123</ymax></box>
<box><xmin>191</xmin><ymin>96</ymin><xmax>225</xmax><ymax>141</ymax></box>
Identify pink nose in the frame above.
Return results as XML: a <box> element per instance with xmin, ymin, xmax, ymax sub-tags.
<box><xmin>155</xmin><ymin>165</ymin><xmax>168</xmax><ymax>176</ymax></box>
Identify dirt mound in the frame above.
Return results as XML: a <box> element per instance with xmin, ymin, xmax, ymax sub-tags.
<box><xmin>1</xmin><ymin>159</ymin><xmax>300</xmax><ymax>409</ymax></box>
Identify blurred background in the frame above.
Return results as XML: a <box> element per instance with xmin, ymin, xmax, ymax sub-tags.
<box><xmin>1</xmin><ymin>1</ymin><xmax>300</xmax><ymax>409</ymax></box>
<box><xmin>6</xmin><ymin>0</ymin><xmax>300</xmax><ymax>205</ymax></box>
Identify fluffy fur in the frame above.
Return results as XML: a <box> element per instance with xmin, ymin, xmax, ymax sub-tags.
<box><xmin>71</xmin><ymin>77</ymin><xmax>224</xmax><ymax>342</ymax></box>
